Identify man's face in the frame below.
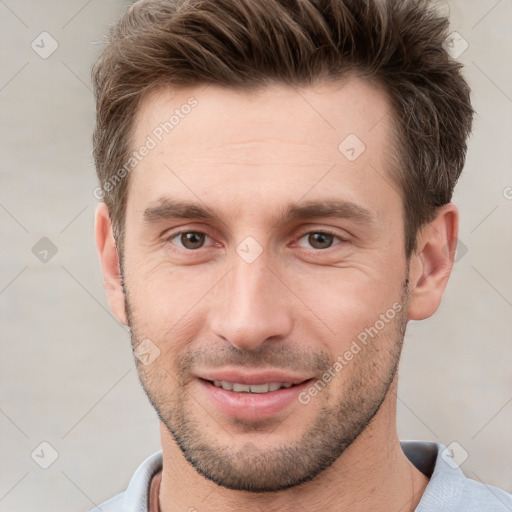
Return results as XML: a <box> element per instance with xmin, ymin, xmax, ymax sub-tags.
<box><xmin>121</xmin><ymin>79</ymin><xmax>411</xmax><ymax>491</ymax></box>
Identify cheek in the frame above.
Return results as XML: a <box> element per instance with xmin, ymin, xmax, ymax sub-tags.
<box><xmin>125</xmin><ymin>260</ymin><xmax>230</xmax><ymax>371</ymax></box>
<box><xmin>128</xmin><ymin>256</ymin><xmax>207</xmax><ymax>313</ymax></box>
<box><xmin>291</xmin><ymin>264</ymin><xmax>405</xmax><ymax>336</ymax></box>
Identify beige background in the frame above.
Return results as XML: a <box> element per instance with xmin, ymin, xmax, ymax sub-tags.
<box><xmin>0</xmin><ymin>1</ymin><xmax>511</xmax><ymax>511</ymax></box>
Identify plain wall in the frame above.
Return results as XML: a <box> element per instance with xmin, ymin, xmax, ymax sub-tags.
<box><xmin>0</xmin><ymin>1</ymin><xmax>510</xmax><ymax>510</ymax></box>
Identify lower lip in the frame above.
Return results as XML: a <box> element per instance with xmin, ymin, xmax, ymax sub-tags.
<box><xmin>198</xmin><ymin>379</ymin><xmax>313</xmax><ymax>421</ymax></box>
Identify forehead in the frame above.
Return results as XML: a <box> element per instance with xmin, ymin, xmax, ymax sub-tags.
<box><xmin>132</xmin><ymin>78</ymin><xmax>393</xmax><ymax>152</ymax></box>
<box><xmin>127</xmin><ymin>78</ymin><xmax>400</xmax><ymax>223</ymax></box>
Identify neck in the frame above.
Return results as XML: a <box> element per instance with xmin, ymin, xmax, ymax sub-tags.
<box><xmin>158</xmin><ymin>381</ymin><xmax>429</xmax><ymax>512</ymax></box>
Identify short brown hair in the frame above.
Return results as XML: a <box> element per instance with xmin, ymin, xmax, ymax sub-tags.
<box><xmin>92</xmin><ymin>0</ymin><xmax>473</xmax><ymax>258</ymax></box>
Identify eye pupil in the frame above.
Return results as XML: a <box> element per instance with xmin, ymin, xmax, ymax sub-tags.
<box><xmin>181</xmin><ymin>232</ymin><xmax>204</xmax><ymax>249</ymax></box>
<box><xmin>308</xmin><ymin>233</ymin><xmax>333</xmax><ymax>249</ymax></box>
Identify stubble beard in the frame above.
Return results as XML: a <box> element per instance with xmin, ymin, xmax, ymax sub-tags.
<box><xmin>124</xmin><ymin>275</ymin><xmax>410</xmax><ymax>492</ymax></box>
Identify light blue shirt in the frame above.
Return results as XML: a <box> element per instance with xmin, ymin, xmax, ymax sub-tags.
<box><xmin>89</xmin><ymin>441</ymin><xmax>512</xmax><ymax>511</ymax></box>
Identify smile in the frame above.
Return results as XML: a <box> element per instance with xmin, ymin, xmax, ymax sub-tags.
<box><xmin>197</xmin><ymin>376</ymin><xmax>314</xmax><ymax>421</ymax></box>
<box><xmin>210</xmin><ymin>380</ymin><xmax>294</xmax><ymax>393</ymax></box>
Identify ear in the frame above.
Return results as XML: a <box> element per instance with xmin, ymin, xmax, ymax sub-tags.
<box><xmin>95</xmin><ymin>202</ymin><xmax>128</xmax><ymax>325</ymax></box>
<box><xmin>407</xmin><ymin>203</ymin><xmax>459</xmax><ymax>320</ymax></box>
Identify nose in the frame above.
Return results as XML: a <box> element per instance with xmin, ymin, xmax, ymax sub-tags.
<box><xmin>207</xmin><ymin>251</ymin><xmax>293</xmax><ymax>351</ymax></box>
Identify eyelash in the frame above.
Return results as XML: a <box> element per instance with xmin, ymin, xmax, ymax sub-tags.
<box><xmin>164</xmin><ymin>228</ymin><xmax>347</xmax><ymax>252</ymax></box>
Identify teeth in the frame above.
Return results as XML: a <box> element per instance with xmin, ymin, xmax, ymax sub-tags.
<box><xmin>220</xmin><ymin>381</ymin><xmax>232</xmax><ymax>391</ymax></box>
<box><xmin>211</xmin><ymin>380</ymin><xmax>294</xmax><ymax>393</ymax></box>
<box><xmin>249</xmin><ymin>384</ymin><xmax>272</xmax><ymax>393</ymax></box>
<box><xmin>233</xmin><ymin>383</ymin><xmax>251</xmax><ymax>392</ymax></box>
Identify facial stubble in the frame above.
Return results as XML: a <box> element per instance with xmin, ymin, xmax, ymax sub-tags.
<box><xmin>123</xmin><ymin>272</ymin><xmax>410</xmax><ymax>492</ymax></box>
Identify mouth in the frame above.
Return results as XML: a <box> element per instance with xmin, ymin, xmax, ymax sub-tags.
<box><xmin>196</xmin><ymin>374</ymin><xmax>314</xmax><ymax>421</ymax></box>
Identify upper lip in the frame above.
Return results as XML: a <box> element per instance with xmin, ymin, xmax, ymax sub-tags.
<box><xmin>196</xmin><ymin>369</ymin><xmax>312</xmax><ymax>386</ymax></box>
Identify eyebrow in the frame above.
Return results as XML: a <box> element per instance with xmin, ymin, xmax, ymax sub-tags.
<box><xmin>143</xmin><ymin>197</ymin><xmax>376</xmax><ymax>227</ymax></box>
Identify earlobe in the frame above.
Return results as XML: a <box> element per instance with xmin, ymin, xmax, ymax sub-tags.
<box><xmin>94</xmin><ymin>203</ymin><xmax>128</xmax><ymax>325</ymax></box>
<box><xmin>407</xmin><ymin>204</ymin><xmax>459</xmax><ymax>321</ymax></box>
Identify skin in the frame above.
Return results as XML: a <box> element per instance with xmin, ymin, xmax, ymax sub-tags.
<box><xmin>95</xmin><ymin>78</ymin><xmax>458</xmax><ymax>511</ymax></box>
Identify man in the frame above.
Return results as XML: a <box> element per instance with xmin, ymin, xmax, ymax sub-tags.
<box><xmin>90</xmin><ymin>0</ymin><xmax>511</xmax><ymax>510</ymax></box>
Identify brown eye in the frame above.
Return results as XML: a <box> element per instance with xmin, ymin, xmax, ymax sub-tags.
<box><xmin>297</xmin><ymin>231</ymin><xmax>342</xmax><ymax>250</ymax></box>
<box><xmin>171</xmin><ymin>231</ymin><xmax>208</xmax><ymax>250</ymax></box>
<box><xmin>308</xmin><ymin>233</ymin><xmax>334</xmax><ymax>249</ymax></box>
